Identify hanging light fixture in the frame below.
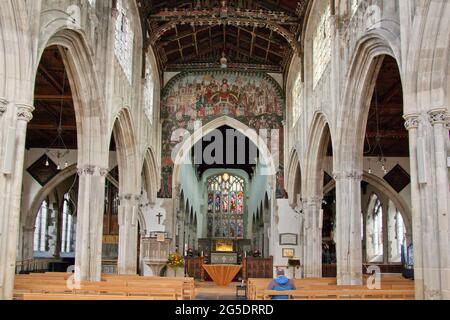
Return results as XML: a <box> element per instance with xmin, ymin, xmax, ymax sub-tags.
<box><xmin>45</xmin><ymin>65</ymin><xmax>70</xmax><ymax>170</ymax></box>
<box><xmin>373</xmin><ymin>84</ymin><xmax>388</xmax><ymax>174</ymax></box>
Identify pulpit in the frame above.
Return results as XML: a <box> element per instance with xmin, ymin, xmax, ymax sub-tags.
<box><xmin>203</xmin><ymin>264</ymin><xmax>242</xmax><ymax>287</ymax></box>
<box><xmin>141</xmin><ymin>236</ymin><xmax>171</xmax><ymax>276</ymax></box>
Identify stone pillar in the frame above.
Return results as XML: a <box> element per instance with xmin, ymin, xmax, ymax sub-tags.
<box><xmin>334</xmin><ymin>171</ymin><xmax>363</xmax><ymax>285</ymax></box>
<box><xmin>381</xmin><ymin>200</ymin><xmax>389</xmax><ymax>264</ymax></box>
<box><xmin>428</xmin><ymin>109</ymin><xmax>450</xmax><ymax>299</ymax></box>
<box><xmin>178</xmin><ymin>216</ymin><xmax>185</xmax><ymax>254</ymax></box>
<box><xmin>404</xmin><ymin>114</ymin><xmax>424</xmax><ymax>299</ymax></box>
<box><xmin>303</xmin><ymin>197</ymin><xmax>322</xmax><ymax>278</ymax></box>
<box><xmin>0</xmin><ymin>103</ymin><xmax>34</xmax><ymax>300</ymax></box>
<box><xmin>118</xmin><ymin>194</ymin><xmax>140</xmax><ymax>275</ymax></box>
<box><xmin>75</xmin><ymin>165</ymin><xmax>107</xmax><ymax>282</ymax></box>
<box><xmin>21</xmin><ymin>226</ymin><xmax>35</xmax><ymax>262</ymax></box>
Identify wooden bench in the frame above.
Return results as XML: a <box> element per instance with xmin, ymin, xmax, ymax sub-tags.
<box><xmin>263</xmin><ymin>289</ymin><xmax>415</xmax><ymax>300</ymax></box>
<box><xmin>21</xmin><ymin>293</ymin><xmax>168</xmax><ymax>300</ymax></box>
<box><xmin>248</xmin><ymin>277</ymin><xmax>413</xmax><ymax>300</ymax></box>
<box><xmin>14</xmin><ymin>274</ymin><xmax>193</xmax><ymax>300</ymax></box>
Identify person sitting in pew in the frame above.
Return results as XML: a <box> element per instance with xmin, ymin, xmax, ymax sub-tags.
<box><xmin>267</xmin><ymin>269</ymin><xmax>296</xmax><ymax>300</ymax></box>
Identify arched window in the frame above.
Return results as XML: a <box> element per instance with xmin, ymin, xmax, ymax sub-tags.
<box><xmin>372</xmin><ymin>198</ymin><xmax>383</xmax><ymax>257</ymax></box>
<box><xmin>312</xmin><ymin>2</ymin><xmax>331</xmax><ymax>88</ymax></box>
<box><xmin>61</xmin><ymin>193</ymin><xmax>76</xmax><ymax>254</ymax></box>
<box><xmin>366</xmin><ymin>194</ymin><xmax>384</xmax><ymax>262</ymax></box>
<box><xmin>114</xmin><ymin>0</ymin><xmax>134</xmax><ymax>84</ymax></box>
<box><xmin>388</xmin><ymin>208</ymin><xmax>406</xmax><ymax>262</ymax></box>
<box><xmin>34</xmin><ymin>200</ymin><xmax>49</xmax><ymax>252</ymax></box>
<box><xmin>207</xmin><ymin>173</ymin><xmax>245</xmax><ymax>239</ymax></box>
<box><xmin>292</xmin><ymin>72</ymin><xmax>302</xmax><ymax>126</ymax></box>
<box><xmin>144</xmin><ymin>51</ymin><xmax>154</xmax><ymax>124</ymax></box>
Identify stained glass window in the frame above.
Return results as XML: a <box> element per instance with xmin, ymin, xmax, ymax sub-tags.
<box><xmin>207</xmin><ymin>173</ymin><xmax>245</xmax><ymax>239</ymax></box>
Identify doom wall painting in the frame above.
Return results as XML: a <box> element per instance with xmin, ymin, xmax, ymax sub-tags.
<box><xmin>159</xmin><ymin>70</ymin><xmax>287</xmax><ymax>199</ymax></box>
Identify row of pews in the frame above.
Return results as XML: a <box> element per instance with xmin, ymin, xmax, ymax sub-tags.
<box><xmin>14</xmin><ymin>273</ymin><xmax>195</xmax><ymax>300</ymax></box>
<box><xmin>247</xmin><ymin>275</ymin><xmax>415</xmax><ymax>300</ymax></box>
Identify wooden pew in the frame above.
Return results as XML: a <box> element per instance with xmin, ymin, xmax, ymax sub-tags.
<box><xmin>263</xmin><ymin>289</ymin><xmax>415</xmax><ymax>300</ymax></box>
<box><xmin>21</xmin><ymin>293</ymin><xmax>167</xmax><ymax>300</ymax></box>
<box><xmin>248</xmin><ymin>277</ymin><xmax>413</xmax><ymax>300</ymax></box>
<box><xmin>14</xmin><ymin>274</ymin><xmax>192</xmax><ymax>300</ymax></box>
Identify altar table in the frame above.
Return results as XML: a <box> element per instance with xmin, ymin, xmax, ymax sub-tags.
<box><xmin>202</xmin><ymin>264</ymin><xmax>242</xmax><ymax>287</ymax></box>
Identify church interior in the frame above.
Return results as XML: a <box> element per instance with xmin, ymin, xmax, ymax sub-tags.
<box><xmin>0</xmin><ymin>0</ymin><xmax>449</xmax><ymax>301</ymax></box>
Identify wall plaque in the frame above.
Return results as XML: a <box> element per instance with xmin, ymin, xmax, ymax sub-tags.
<box><xmin>280</xmin><ymin>233</ymin><xmax>298</xmax><ymax>246</ymax></box>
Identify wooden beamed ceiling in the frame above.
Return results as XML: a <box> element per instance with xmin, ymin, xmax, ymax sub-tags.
<box><xmin>27</xmin><ymin>46</ymin><xmax>78</xmax><ymax>150</ymax></box>
<box><xmin>138</xmin><ymin>0</ymin><xmax>309</xmax><ymax>73</ymax></box>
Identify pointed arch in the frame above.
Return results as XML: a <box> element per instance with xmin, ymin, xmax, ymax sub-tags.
<box><xmin>323</xmin><ymin>171</ymin><xmax>412</xmax><ymax>243</ymax></box>
<box><xmin>111</xmin><ymin>107</ymin><xmax>140</xmax><ymax>195</ymax></box>
<box><xmin>287</xmin><ymin>149</ymin><xmax>302</xmax><ymax>206</ymax></box>
<box><xmin>304</xmin><ymin>112</ymin><xmax>333</xmax><ymax>198</ymax></box>
<box><xmin>172</xmin><ymin>116</ymin><xmax>277</xmax><ymax>196</ymax></box>
<box><xmin>337</xmin><ymin>34</ymin><xmax>400</xmax><ymax>171</ymax></box>
<box><xmin>39</xmin><ymin>29</ymin><xmax>108</xmax><ymax>167</ymax></box>
<box><xmin>142</xmin><ymin>147</ymin><xmax>160</xmax><ymax>205</ymax></box>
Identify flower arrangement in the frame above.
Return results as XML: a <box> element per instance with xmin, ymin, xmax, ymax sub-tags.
<box><xmin>167</xmin><ymin>253</ymin><xmax>185</xmax><ymax>276</ymax></box>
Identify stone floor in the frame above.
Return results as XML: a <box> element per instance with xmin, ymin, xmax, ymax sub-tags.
<box><xmin>194</xmin><ymin>281</ymin><xmax>247</xmax><ymax>300</ymax></box>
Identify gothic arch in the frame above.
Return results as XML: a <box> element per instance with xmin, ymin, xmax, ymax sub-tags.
<box><xmin>286</xmin><ymin>149</ymin><xmax>302</xmax><ymax>207</ymax></box>
<box><xmin>142</xmin><ymin>148</ymin><xmax>160</xmax><ymax>206</ymax></box>
<box><xmin>43</xmin><ymin>29</ymin><xmax>107</xmax><ymax>167</ymax></box>
<box><xmin>323</xmin><ymin>171</ymin><xmax>412</xmax><ymax>242</ymax></box>
<box><xmin>304</xmin><ymin>112</ymin><xmax>333</xmax><ymax>198</ymax></box>
<box><xmin>0</xmin><ymin>0</ymin><xmax>33</xmax><ymax>100</ymax></box>
<box><xmin>337</xmin><ymin>33</ymin><xmax>401</xmax><ymax>171</ymax></box>
<box><xmin>172</xmin><ymin>116</ymin><xmax>277</xmax><ymax>196</ymax></box>
<box><xmin>24</xmin><ymin>165</ymin><xmax>78</xmax><ymax>229</ymax></box>
<box><xmin>111</xmin><ymin>107</ymin><xmax>140</xmax><ymax>195</ymax></box>
<box><xmin>404</xmin><ymin>0</ymin><xmax>450</xmax><ymax>114</ymax></box>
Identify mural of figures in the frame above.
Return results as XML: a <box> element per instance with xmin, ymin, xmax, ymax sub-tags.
<box><xmin>158</xmin><ymin>70</ymin><xmax>287</xmax><ymax>199</ymax></box>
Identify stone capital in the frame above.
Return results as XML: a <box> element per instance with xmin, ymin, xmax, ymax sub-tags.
<box><xmin>333</xmin><ymin>170</ymin><xmax>363</xmax><ymax>181</ymax></box>
<box><xmin>16</xmin><ymin>103</ymin><xmax>35</xmax><ymax>122</ymax></box>
<box><xmin>77</xmin><ymin>165</ymin><xmax>109</xmax><ymax>177</ymax></box>
<box><xmin>428</xmin><ymin>109</ymin><xmax>448</xmax><ymax>126</ymax></box>
<box><xmin>119</xmin><ymin>194</ymin><xmax>141</xmax><ymax>205</ymax></box>
<box><xmin>303</xmin><ymin>196</ymin><xmax>323</xmax><ymax>207</ymax></box>
<box><xmin>403</xmin><ymin>114</ymin><xmax>420</xmax><ymax>131</ymax></box>
<box><xmin>0</xmin><ymin>97</ymin><xmax>8</xmax><ymax>116</ymax></box>
<box><xmin>77</xmin><ymin>165</ymin><xmax>96</xmax><ymax>176</ymax></box>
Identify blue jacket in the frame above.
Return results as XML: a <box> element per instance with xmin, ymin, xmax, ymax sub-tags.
<box><xmin>268</xmin><ymin>276</ymin><xmax>296</xmax><ymax>300</ymax></box>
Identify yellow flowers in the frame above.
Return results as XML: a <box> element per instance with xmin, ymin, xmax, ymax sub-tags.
<box><xmin>167</xmin><ymin>253</ymin><xmax>185</xmax><ymax>269</ymax></box>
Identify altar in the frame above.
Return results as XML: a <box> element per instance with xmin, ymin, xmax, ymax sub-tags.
<box><xmin>202</xmin><ymin>264</ymin><xmax>242</xmax><ymax>287</ymax></box>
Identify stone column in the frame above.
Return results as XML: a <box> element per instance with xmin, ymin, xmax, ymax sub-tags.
<box><xmin>263</xmin><ymin>221</ymin><xmax>270</xmax><ymax>258</ymax></box>
<box><xmin>178</xmin><ymin>216</ymin><xmax>185</xmax><ymax>254</ymax></box>
<box><xmin>118</xmin><ymin>194</ymin><xmax>140</xmax><ymax>275</ymax></box>
<box><xmin>334</xmin><ymin>170</ymin><xmax>363</xmax><ymax>285</ymax></box>
<box><xmin>404</xmin><ymin>114</ymin><xmax>425</xmax><ymax>299</ymax></box>
<box><xmin>0</xmin><ymin>103</ymin><xmax>34</xmax><ymax>300</ymax></box>
<box><xmin>303</xmin><ymin>197</ymin><xmax>322</xmax><ymax>278</ymax></box>
<box><xmin>21</xmin><ymin>226</ymin><xmax>35</xmax><ymax>262</ymax></box>
<box><xmin>75</xmin><ymin>165</ymin><xmax>107</xmax><ymax>282</ymax></box>
<box><xmin>428</xmin><ymin>109</ymin><xmax>450</xmax><ymax>299</ymax></box>
<box><xmin>381</xmin><ymin>200</ymin><xmax>389</xmax><ymax>264</ymax></box>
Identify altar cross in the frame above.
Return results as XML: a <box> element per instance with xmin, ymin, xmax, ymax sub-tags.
<box><xmin>156</xmin><ymin>212</ymin><xmax>163</xmax><ymax>224</ymax></box>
